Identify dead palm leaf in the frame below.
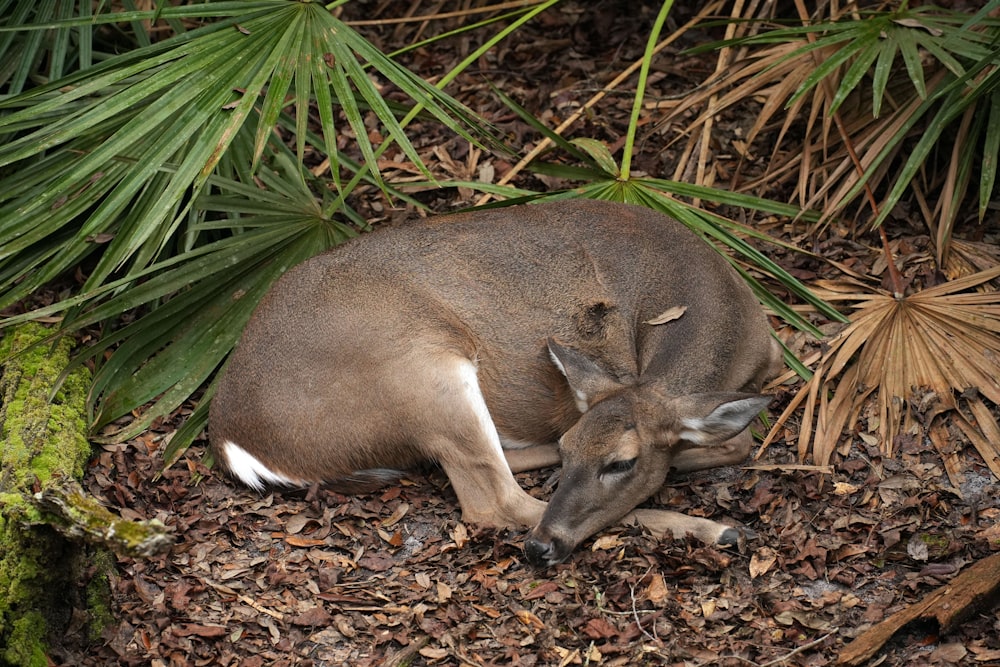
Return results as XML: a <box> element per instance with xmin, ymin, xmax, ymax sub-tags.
<box><xmin>762</xmin><ymin>265</ymin><xmax>1000</xmax><ymax>482</ymax></box>
<box><xmin>945</xmin><ymin>238</ymin><xmax>1000</xmax><ymax>284</ymax></box>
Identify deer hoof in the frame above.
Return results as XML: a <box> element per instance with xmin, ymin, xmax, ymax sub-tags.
<box><xmin>718</xmin><ymin>526</ymin><xmax>756</xmax><ymax>546</ymax></box>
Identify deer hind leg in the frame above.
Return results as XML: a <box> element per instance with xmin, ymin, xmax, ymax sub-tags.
<box><xmin>669</xmin><ymin>429</ymin><xmax>753</xmax><ymax>474</ymax></box>
<box><xmin>502</xmin><ymin>443</ymin><xmax>561</xmax><ymax>473</ymax></box>
<box><xmin>627</xmin><ymin>508</ymin><xmax>746</xmax><ymax>545</ymax></box>
<box><xmin>423</xmin><ymin>358</ymin><xmax>547</xmax><ymax>529</ymax></box>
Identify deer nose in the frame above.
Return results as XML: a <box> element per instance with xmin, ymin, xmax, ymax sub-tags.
<box><xmin>524</xmin><ymin>534</ymin><xmax>570</xmax><ymax>568</ymax></box>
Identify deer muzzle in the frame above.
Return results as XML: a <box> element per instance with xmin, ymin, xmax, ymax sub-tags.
<box><xmin>523</xmin><ymin>528</ymin><xmax>573</xmax><ymax>568</ymax></box>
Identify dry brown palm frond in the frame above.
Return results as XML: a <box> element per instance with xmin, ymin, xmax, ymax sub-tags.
<box><xmin>673</xmin><ymin>44</ymin><xmax>948</xmax><ymax>231</ymax></box>
<box><xmin>945</xmin><ymin>238</ymin><xmax>1000</xmax><ymax>284</ymax></box>
<box><xmin>761</xmin><ymin>265</ymin><xmax>1000</xmax><ymax>482</ymax></box>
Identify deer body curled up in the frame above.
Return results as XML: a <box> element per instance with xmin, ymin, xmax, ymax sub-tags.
<box><xmin>209</xmin><ymin>200</ymin><xmax>781</xmax><ymax>566</ymax></box>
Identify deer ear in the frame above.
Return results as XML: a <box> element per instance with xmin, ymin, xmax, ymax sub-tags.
<box><xmin>547</xmin><ymin>338</ymin><xmax>623</xmax><ymax>410</ymax></box>
<box><xmin>675</xmin><ymin>393</ymin><xmax>771</xmax><ymax>445</ymax></box>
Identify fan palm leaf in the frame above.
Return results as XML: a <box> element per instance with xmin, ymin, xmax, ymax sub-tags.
<box><xmin>0</xmin><ymin>1</ymin><xmax>512</xmax><ymax>456</ymax></box>
<box><xmin>763</xmin><ymin>266</ymin><xmax>1000</xmax><ymax>481</ymax></box>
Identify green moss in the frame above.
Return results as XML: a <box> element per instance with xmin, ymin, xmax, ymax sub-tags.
<box><xmin>0</xmin><ymin>324</ymin><xmax>96</xmax><ymax>666</ymax></box>
<box><xmin>0</xmin><ymin>520</ymin><xmax>60</xmax><ymax>667</ymax></box>
<box><xmin>85</xmin><ymin>550</ymin><xmax>115</xmax><ymax>642</ymax></box>
<box><xmin>920</xmin><ymin>532</ymin><xmax>949</xmax><ymax>548</ymax></box>
<box><xmin>0</xmin><ymin>323</ymin><xmax>91</xmax><ymax>490</ymax></box>
<box><xmin>3</xmin><ymin>613</ymin><xmax>48</xmax><ymax>667</ymax></box>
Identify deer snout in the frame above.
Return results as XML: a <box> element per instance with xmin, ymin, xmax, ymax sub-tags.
<box><xmin>523</xmin><ymin>529</ymin><xmax>573</xmax><ymax>568</ymax></box>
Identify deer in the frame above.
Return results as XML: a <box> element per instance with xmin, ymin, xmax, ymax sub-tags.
<box><xmin>208</xmin><ymin>199</ymin><xmax>782</xmax><ymax>567</ymax></box>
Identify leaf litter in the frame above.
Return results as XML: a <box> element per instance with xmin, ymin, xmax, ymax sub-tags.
<box><xmin>45</xmin><ymin>404</ymin><xmax>998</xmax><ymax>667</ymax></box>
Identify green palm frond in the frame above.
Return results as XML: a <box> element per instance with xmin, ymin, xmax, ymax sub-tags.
<box><xmin>5</xmin><ymin>145</ymin><xmax>361</xmax><ymax>443</ymax></box>
<box><xmin>0</xmin><ymin>1</ymin><xmax>513</xmax><ymax>454</ymax></box>
<box><xmin>0</xmin><ymin>0</ymin><xmax>97</xmax><ymax>94</ymax></box>
<box><xmin>697</xmin><ymin>5</ymin><xmax>997</xmax><ymax>115</ymax></box>
<box><xmin>0</xmin><ymin>3</ymin><xmax>498</xmax><ymax>308</ymax></box>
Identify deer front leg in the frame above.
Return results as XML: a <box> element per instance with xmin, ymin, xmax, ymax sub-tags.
<box><xmin>620</xmin><ymin>433</ymin><xmax>755</xmax><ymax>546</ymax></box>
<box><xmin>637</xmin><ymin>432</ymin><xmax>753</xmax><ymax>545</ymax></box>
<box><xmin>434</xmin><ymin>438</ymin><xmax>547</xmax><ymax>529</ymax></box>
<box><xmin>426</xmin><ymin>359</ymin><xmax>548</xmax><ymax>530</ymax></box>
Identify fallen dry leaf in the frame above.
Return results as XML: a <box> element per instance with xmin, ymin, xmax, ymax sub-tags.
<box><xmin>290</xmin><ymin>605</ymin><xmax>333</xmax><ymax>627</ymax></box>
<box><xmin>750</xmin><ymin>547</ymin><xmax>778</xmax><ymax>579</ymax></box>
<box><xmin>515</xmin><ymin>609</ymin><xmax>546</xmax><ymax>631</ymax></box>
<box><xmin>450</xmin><ymin>522</ymin><xmax>469</xmax><ymax>549</ymax></box>
<box><xmin>171</xmin><ymin>623</ymin><xmax>228</xmax><ymax>638</ymax></box>
<box><xmin>644</xmin><ymin>305</ymin><xmax>687</xmax><ymax>325</ymax></box>
<box><xmin>644</xmin><ymin>573</ymin><xmax>670</xmax><ymax>605</ymax></box>
<box><xmin>833</xmin><ymin>482</ymin><xmax>859</xmax><ymax>495</ymax></box>
<box><xmin>591</xmin><ymin>534</ymin><xmax>624</xmax><ymax>551</ymax></box>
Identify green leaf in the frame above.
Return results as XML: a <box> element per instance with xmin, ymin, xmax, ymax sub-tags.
<box><xmin>870</xmin><ymin>44</ymin><xmax>1000</xmax><ymax>228</ymax></box>
<box><xmin>982</xmin><ymin>89</ymin><xmax>1000</xmax><ymax>221</ymax></box>
<box><xmin>490</xmin><ymin>83</ymin><xmax>598</xmax><ymax>166</ymax></box>
<box><xmin>829</xmin><ymin>33</ymin><xmax>881</xmax><ymax>114</ymax></box>
<box><xmin>570</xmin><ymin>139</ymin><xmax>620</xmax><ymax>176</ymax></box>
<box><xmin>251</xmin><ymin>10</ymin><xmax>305</xmax><ymax>171</ymax></box>
<box><xmin>621</xmin><ymin>0</ymin><xmax>673</xmax><ymax>179</ymax></box>
<box><xmin>896</xmin><ymin>27</ymin><xmax>927</xmax><ymax>99</ymax></box>
<box><xmin>914</xmin><ymin>30</ymin><xmax>967</xmax><ymax>79</ymax></box>
<box><xmin>788</xmin><ymin>33</ymin><xmax>865</xmax><ymax>108</ymax></box>
<box><xmin>871</xmin><ymin>38</ymin><xmax>898</xmax><ymax>118</ymax></box>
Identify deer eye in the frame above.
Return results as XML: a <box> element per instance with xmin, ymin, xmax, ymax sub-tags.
<box><xmin>601</xmin><ymin>458</ymin><xmax>637</xmax><ymax>478</ymax></box>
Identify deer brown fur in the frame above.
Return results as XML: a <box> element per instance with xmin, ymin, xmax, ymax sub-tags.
<box><xmin>209</xmin><ymin>199</ymin><xmax>781</xmax><ymax>566</ymax></box>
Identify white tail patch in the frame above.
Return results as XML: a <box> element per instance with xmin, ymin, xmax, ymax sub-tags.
<box><xmin>220</xmin><ymin>439</ymin><xmax>304</xmax><ymax>491</ymax></box>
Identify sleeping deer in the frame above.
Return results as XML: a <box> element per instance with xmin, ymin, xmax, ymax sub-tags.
<box><xmin>209</xmin><ymin>199</ymin><xmax>782</xmax><ymax>567</ymax></box>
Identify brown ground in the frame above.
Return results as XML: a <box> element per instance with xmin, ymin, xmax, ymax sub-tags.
<box><xmin>50</xmin><ymin>2</ymin><xmax>1000</xmax><ymax>665</ymax></box>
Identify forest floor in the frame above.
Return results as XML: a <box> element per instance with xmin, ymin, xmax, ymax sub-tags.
<box><xmin>51</xmin><ymin>1</ymin><xmax>999</xmax><ymax>665</ymax></box>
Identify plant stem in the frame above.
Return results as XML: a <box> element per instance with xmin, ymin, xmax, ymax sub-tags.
<box><xmin>621</xmin><ymin>0</ymin><xmax>675</xmax><ymax>180</ymax></box>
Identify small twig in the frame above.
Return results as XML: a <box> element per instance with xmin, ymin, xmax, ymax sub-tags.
<box><xmin>205</xmin><ymin>580</ymin><xmax>285</xmax><ymax>621</ymax></box>
<box><xmin>237</xmin><ymin>594</ymin><xmax>285</xmax><ymax>621</ymax></box>
<box><xmin>594</xmin><ymin>608</ymin><xmax>657</xmax><ymax>617</ymax></box>
<box><xmin>759</xmin><ymin>632</ymin><xmax>835</xmax><ymax>667</ymax></box>
<box><xmin>691</xmin><ymin>631</ymin><xmax>834</xmax><ymax>667</ymax></box>
<box><xmin>628</xmin><ymin>573</ymin><xmax>659</xmax><ymax>643</ymax></box>
<box><xmin>382</xmin><ymin>634</ymin><xmax>431</xmax><ymax>667</ymax></box>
